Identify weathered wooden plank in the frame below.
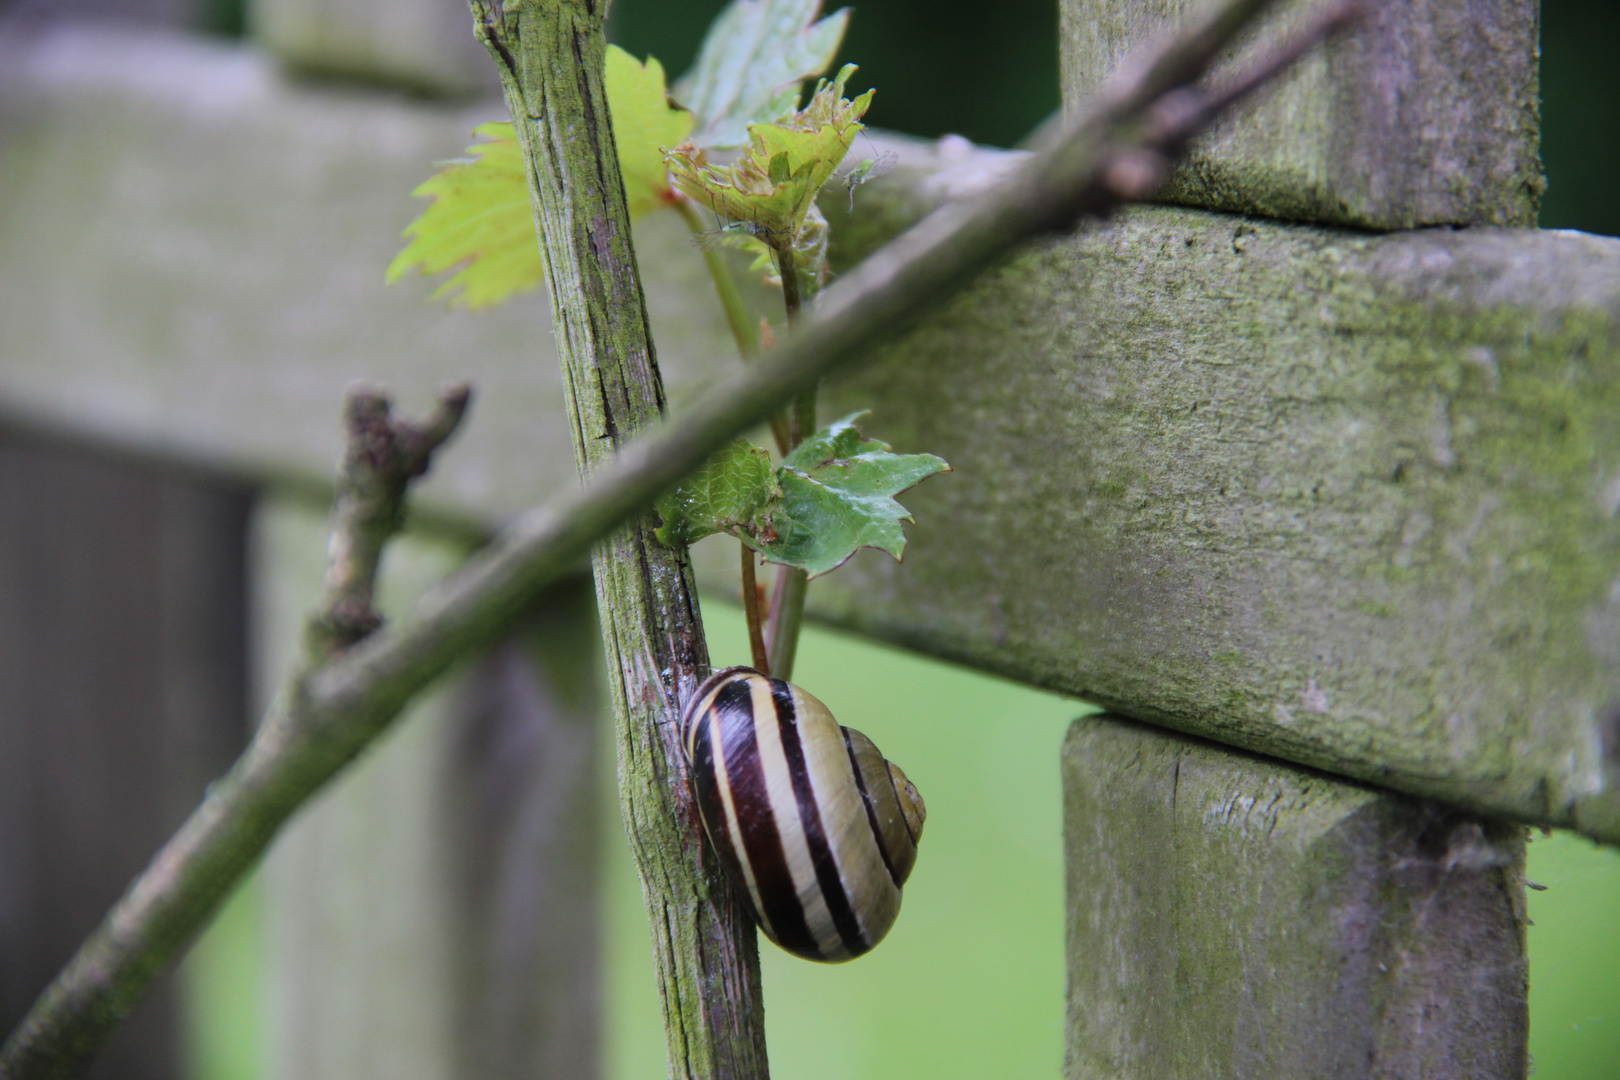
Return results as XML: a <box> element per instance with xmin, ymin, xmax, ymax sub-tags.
<box><xmin>253</xmin><ymin>497</ymin><xmax>602</xmax><ymax>1080</ymax></box>
<box><xmin>1058</xmin><ymin>0</ymin><xmax>1542</xmax><ymax>229</ymax></box>
<box><xmin>1063</xmin><ymin>714</ymin><xmax>1528</xmax><ymax>1079</ymax></box>
<box><xmin>0</xmin><ymin>433</ymin><xmax>250</xmax><ymax>1080</ymax></box>
<box><xmin>811</xmin><ymin>206</ymin><xmax>1620</xmax><ymax>843</ymax></box>
<box><xmin>0</xmin><ymin>20</ymin><xmax>755</xmax><ymax>527</ymax></box>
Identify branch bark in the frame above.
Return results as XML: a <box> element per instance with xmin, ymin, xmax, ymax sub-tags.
<box><xmin>467</xmin><ymin>3</ymin><xmax>770</xmax><ymax>1077</ymax></box>
<box><xmin>0</xmin><ymin>1</ymin><xmax>1356</xmax><ymax>1073</ymax></box>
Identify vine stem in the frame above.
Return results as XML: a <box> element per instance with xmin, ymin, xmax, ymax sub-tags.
<box><xmin>741</xmin><ymin>543</ymin><xmax>770</xmax><ymax>674</ymax></box>
<box><xmin>765</xmin><ymin>237</ymin><xmax>814</xmax><ymax>681</ymax></box>
<box><xmin>676</xmin><ymin>198</ymin><xmax>793</xmax><ymax>456</ymax></box>
<box><xmin>0</xmin><ymin>2</ymin><xmax>1356</xmax><ymax>1072</ymax></box>
<box><xmin>676</xmin><ymin>198</ymin><xmax>762</xmax><ymax>361</ymax></box>
<box><xmin>470</xmin><ymin>2</ymin><xmax>771</xmax><ymax>1078</ymax></box>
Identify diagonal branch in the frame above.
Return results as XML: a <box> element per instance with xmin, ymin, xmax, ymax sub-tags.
<box><xmin>0</xmin><ymin>2</ymin><xmax>1359</xmax><ymax>1075</ymax></box>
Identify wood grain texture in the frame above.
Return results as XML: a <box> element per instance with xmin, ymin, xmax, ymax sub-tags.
<box><xmin>0</xmin><ymin>434</ymin><xmax>249</xmax><ymax>1080</ymax></box>
<box><xmin>811</xmin><ymin>205</ymin><xmax>1620</xmax><ymax>844</ymax></box>
<box><xmin>1063</xmin><ymin>714</ymin><xmax>1528</xmax><ymax>1079</ymax></box>
<box><xmin>1059</xmin><ymin>0</ymin><xmax>1543</xmax><ymax>229</ymax></box>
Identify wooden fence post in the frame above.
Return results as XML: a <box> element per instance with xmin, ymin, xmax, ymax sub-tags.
<box><xmin>254</xmin><ymin>498</ymin><xmax>602</xmax><ymax>1080</ymax></box>
<box><xmin>1063</xmin><ymin>715</ymin><xmax>1528</xmax><ymax>1078</ymax></box>
<box><xmin>0</xmin><ymin>433</ymin><xmax>250</xmax><ymax>1080</ymax></box>
<box><xmin>1044</xmin><ymin>3</ymin><xmax>1538</xmax><ymax>1074</ymax></box>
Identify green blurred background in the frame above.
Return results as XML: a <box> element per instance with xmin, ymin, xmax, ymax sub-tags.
<box><xmin>186</xmin><ymin>609</ymin><xmax>1620</xmax><ymax>1080</ymax></box>
<box><xmin>181</xmin><ymin>1</ymin><xmax>1620</xmax><ymax>1078</ymax></box>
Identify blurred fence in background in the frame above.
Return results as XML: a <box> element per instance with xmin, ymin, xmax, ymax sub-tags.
<box><xmin>1</xmin><ymin>0</ymin><xmax>1618</xmax><ymax>1078</ymax></box>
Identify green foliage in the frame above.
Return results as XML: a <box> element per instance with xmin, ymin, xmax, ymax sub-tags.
<box><xmin>388</xmin><ymin>0</ymin><xmax>855</xmax><ymax>310</ymax></box>
<box><xmin>392</xmin><ymin>0</ymin><xmax>945</xmax><ymax>592</ymax></box>
<box><xmin>766</xmin><ymin>412</ymin><xmax>949</xmax><ymax>575</ymax></box>
<box><xmin>387</xmin><ymin>46</ymin><xmax>691</xmax><ymax>308</ymax></box>
<box><xmin>673</xmin><ymin>0</ymin><xmax>851</xmax><ymax>150</ymax></box>
<box><xmin>668</xmin><ymin>65</ymin><xmax>872</xmax><ymax>250</ymax></box>
<box><xmin>656</xmin><ymin>414</ymin><xmax>949</xmax><ymax>578</ymax></box>
<box><xmin>384</xmin><ymin>122</ymin><xmax>540</xmax><ymax>310</ymax></box>
<box><xmin>605</xmin><ymin>48</ymin><xmax>697</xmax><ymax>219</ymax></box>
<box><xmin>654</xmin><ymin>438</ymin><xmax>782</xmax><ymax>548</ymax></box>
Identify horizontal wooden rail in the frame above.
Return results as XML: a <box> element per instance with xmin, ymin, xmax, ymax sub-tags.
<box><xmin>2</xmin><ymin>21</ymin><xmax>1617</xmax><ymax>843</ymax></box>
<box><xmin>811</xmin><ymin>204</ymin><xmax>1620</xmax><ymax>844</ymax></box>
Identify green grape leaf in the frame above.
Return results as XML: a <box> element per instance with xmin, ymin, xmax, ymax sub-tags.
<box><xmin>388</xmin><ymin>45</ymin><xmax>692</xmax><ymax>308</ymax></box>
<box><xmin>673</xmin><ymin>0</ymin><xmax>851</xmax><ymax>149</ymax></box>
<box><xmin>655</xmin><ymin>438</ymin><xmax>782</xmax><ymax>548</ymax></box>
<box><xmin>606</xmin><ymin>46</ymin><xmax>696</xmax><ymax>219</ymax></box>
<box><xmin>757</xmin><ymin>413</ymin><xmax>950</xmax><ymax>577</ymax></box>
<box><xmin>385</xmin><ymin>121</ymin><xmax>541</xmax><ymax>309</ymax></box>
<box><xmin>668</xmin><ymin>65</ymin><xmax>871</xmax><ymax>245</ymax></box>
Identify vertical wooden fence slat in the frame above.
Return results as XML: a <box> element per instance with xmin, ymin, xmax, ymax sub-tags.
<box><xmin>255</xmin><ymin>497</ymin><xmax>601</xmax><ymax>1080</ymax></box>
<box><xmin>1059</xmin><ymin>0</ymin><xmax>1541</xmax><ymax>229</ymax></box>
<box><xmin>249</xmin><ymin>0</ymin><xmax>496</xmax><ymax>97</ymax></box>
<box><xmin>0</xmin><ymin>432</ymin><xmax>250</xmax><ymax>1080</ymax></box>
<box><xmin>447</xmin><ymin>585</ymin><xmax>603</xmax><ymax>1080</ymax></box>
<box><xmin>1063</xmin><ymin>715</ymin><xmax>1529</xmax><ymax>1079</ymax></box>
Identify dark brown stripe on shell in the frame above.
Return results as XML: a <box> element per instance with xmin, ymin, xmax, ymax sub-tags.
<box><xmin>772</xmin><ymin>681</ymin><xmax>868</xmax><ymax>959</ymax></box>
<box><xmin>712</xmin><ymin>677</ymin><xmax>820</xmax><ymax>959</ymax></box>
<box><xmin>687</xmin><ymin>709</ymin><xmax>766</xmax><ymax>930</ymax></box>
<box><xmin>843</xmin><ymin>727</ymin><xmax>903</xmax><ymax>889</ymax></box>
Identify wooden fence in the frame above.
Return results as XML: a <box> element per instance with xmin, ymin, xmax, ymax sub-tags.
<box><xmin>1</xmin><ymin>0</ymin><xmax>1615</xmax><ymax>1077</ymax></box>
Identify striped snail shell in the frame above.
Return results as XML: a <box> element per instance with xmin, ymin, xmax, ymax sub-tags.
<box><xmin>681</xmin><ymin>666</ymin><xmax>926</xmax><ymax>963</ymax></box>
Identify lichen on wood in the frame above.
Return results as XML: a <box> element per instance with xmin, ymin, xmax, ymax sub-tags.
<box><xmin>814</xmin><ymin>207</ymin><xmax>1620</xmax><ymax>844</ymax></box>
<box><xmin>1063</xmin><ymin>714</ymin><xmax>1529</xmax><ymax>1079</ymax></box>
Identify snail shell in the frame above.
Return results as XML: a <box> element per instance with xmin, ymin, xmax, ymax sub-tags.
<box><xmin>681</xmin><ymin>666</ymin><xmax>926</xmax><ymax>962</ymax></box>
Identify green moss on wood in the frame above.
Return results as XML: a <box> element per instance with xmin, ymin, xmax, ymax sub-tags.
<box><xmin>811</xmin><ymin>207</ymin><xmax>1620</xmax><ymax>844</ymax></box>
<box><xmin>1063</xmin><ymin>715</ymin><xmax>1528</xmax><ymax>1078</ymax></box>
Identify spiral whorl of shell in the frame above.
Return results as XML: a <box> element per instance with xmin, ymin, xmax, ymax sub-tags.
<box><xmin>681</xmin><ymin>667</ymin><xmax>926</xmax><ymax>962</ymax></box>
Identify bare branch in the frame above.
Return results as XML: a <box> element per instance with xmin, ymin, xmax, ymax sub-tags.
<box><xmin>311</xmin><ymin>382</ymin><xmax>472</xmax><ymax>654</ymax></box>
<box><xmin>0</xmin><ymin>3</ymin><xmax>1357</xmax><ymax>1075</ymax></box>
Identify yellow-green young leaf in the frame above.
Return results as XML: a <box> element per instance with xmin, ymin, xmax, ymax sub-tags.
<box><xmin>606</xmin><ymin>46</ymin><xmax>696</xmax><ymax>219</ymax></box>
<box><xmin>385</xmin><ymin>121</ymin><xmax>541</xmax><ymax>310</ymax></box>
<box><xmin>703</xmin><ymin>203</ymin><xmax>827</xmax><ymax>290</ymax></box>
<box><xmin>388</xmin><ymin>46</ymin><xmax>692</xmax><ymax>308</ymax></box>
<box><xmin>667</xmin><ymin>64</ymin><xmax>872</xmax><ymax>247</ymax></box>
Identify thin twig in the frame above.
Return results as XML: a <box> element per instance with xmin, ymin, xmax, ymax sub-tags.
<box><xmin>676</xmin><ymin>199</ymin><xmax>792</xmax><ymax>456</ymax></box>
<box><xmin>766</xmin><ymin>234</ymin><xmax>815</xmax><ymax>675</ymax></box>
<box><xmin>677</xmin><ymin>198</ymin><xmax>763</xmax><ymax>361</ymax></box>
<box><xmin>764</xmin><ymin>564</ymin><xmax>809</xmax><ymax>682</ymax></box>
<box><xmin>0</xmin><ymin>3</ymin><xmax>1358</xmax><ymax>1074</ymax></box>
<box><xmin>741</xmin><ymin>543</ymin><xmax>770</xmax><ymax>675</ymax></box>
